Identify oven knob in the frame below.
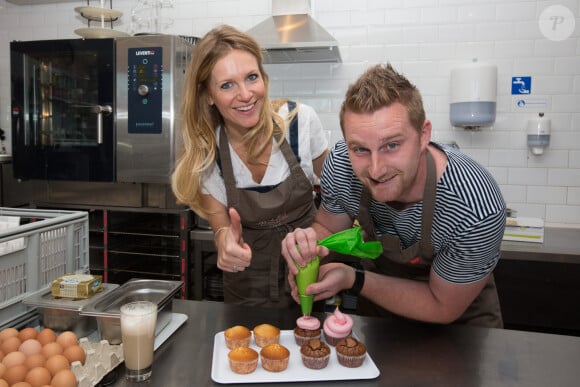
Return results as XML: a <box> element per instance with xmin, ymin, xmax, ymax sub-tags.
<box><xmin>137</xmin><ymin>84</ymin><xmax>150</xmax><ymax>96</ymax></box>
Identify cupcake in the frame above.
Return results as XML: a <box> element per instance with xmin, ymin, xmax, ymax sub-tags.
<box><xmin>335</xmin><ymin>337</ymin><xmax>366</xmax><ymax>368</ymax></box>
<box><xmin>228</xmin><ymin>346</ymin><xmax>259</xmax><ymax>374</ymax></box>
<box><xmin>260</xmin><ymin>343</ymin><xmax>290</xmax><ymax>372</ymax></box>
<box><xmin>300</xmin><ymin>339</ymin><xmax>330</xmax><ymax>370</ymax></box>
<box><xmin>294</xmin><ymin>316</ymin><xmax>321</xmax><ymax>345</ymax></box>
<box><xmin>323</xmin><ymin>308</ymin><xmax>353</xmax><ymax>346</ymax></box>
<box><xmin>253</xmin><ymin>323</ymin><xmax>280</xmax><ymax>347</ymax></box>
<box><xmin>224</xmin><ymin>325</ymin><xmax>252</xmax><ymax>349</ymax></box>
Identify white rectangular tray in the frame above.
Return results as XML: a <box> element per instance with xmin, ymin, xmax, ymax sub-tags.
<box><xmin>211</xmin><ymin>330</ymin><xmax>380</xmax><ymax>384</ymax></box>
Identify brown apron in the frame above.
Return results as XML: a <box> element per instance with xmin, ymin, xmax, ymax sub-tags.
<box><xmin>357</xmin><ymin>150</ymin><xmax>503</xmax><ymax>328</ymax></box>
<box><xmin>218</xmin><ymin>126</ymin><xmax>316</xmax><ymax>308</ymax></box>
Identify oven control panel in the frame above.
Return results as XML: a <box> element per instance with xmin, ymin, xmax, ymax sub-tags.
<box><xmin>127</xmin><ymin>46</ymin><xmax>162</xmax><ymax>134</ymax></box>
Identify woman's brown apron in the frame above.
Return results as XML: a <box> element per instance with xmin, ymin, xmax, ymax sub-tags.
<box><xmin>356</xmin><ymin>150</ymin><xmax>503</xmax><ymax>328</ymax></box>
<box><xmin>218</xmin><ymin>126</ymin><xmax>316</xmax><ymax>308</ymax></box>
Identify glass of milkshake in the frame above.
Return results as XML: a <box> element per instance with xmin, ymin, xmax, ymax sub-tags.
<box><xmin>120</xmin><ymin>301</ymin><xmax>157</xmax><ymax>381</ymax></box>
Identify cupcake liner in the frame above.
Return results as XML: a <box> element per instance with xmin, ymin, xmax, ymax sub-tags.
<box><xmin>225</xmin><ymin>336</ymin><xmax>251</xmax><ymax>349</ymax></box>
<box><xmin>323</xmin><ymin>332</ymin><xmax>351</xmax><ymax>346</ymax></box>
<box><xmin>336</xmin><ymin>352</ymin><xmax>366</xmax><ymax>368</ymax></box>
<box><xmin>228</xmin><ymin>357</ymin><xmax>258</xmax><ymax>374</ymax></box>
<box><xmin>295</xmin><ymin>332</ymin><xmax>321</xmax><ymax>346</ymax></box>
<box><xmin>301</xmin><ymin>353</ymin><xmax>330</xmax><ymax>369</ymax></box>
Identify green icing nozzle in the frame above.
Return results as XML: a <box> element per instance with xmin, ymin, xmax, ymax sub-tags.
<box><xmin>295</xmin><ymin>256</ymin><xmax>320</xmax><ymax>316</ymax></box>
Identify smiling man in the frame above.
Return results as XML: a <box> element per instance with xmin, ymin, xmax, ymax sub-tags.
<box><xmin>282</xmin><ymin>63</ymin><xmax>506</xmax><ymax>328</ymax></box>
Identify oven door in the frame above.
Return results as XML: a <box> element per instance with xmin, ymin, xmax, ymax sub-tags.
<box><xmin>10</xmin><ymin>39</ymin><xmax>116</xmax><ymax>181</ymax></box>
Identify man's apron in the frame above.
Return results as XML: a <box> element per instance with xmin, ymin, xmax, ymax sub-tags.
<box><xmin>356</xmin><ymin>150</ymin><xmax>503</xmax><ymax>328</ymax></box>
<box><xmin>218</xmin><ymin>126</ymin><xmax>316</xmax><ymax>308</ymax></box>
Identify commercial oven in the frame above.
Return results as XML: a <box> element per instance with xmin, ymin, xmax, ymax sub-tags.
<box><xmin>10</xmin><ymin>35</ymin><xmax>194</xmax><ymax>183</ymax></box>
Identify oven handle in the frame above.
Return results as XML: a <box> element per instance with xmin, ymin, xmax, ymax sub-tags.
<box><xmin>94</xmin><ymin>105</ymin><xmax>113</xmax><ymax>144</ymax></box>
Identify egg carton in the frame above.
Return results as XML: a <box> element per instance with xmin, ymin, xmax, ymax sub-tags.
<box><xmin>72</xmin><ymin>337</ymin><xmax>124</xmax><ymax>387</ymax></box>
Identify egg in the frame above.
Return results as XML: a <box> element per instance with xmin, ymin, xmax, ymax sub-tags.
<box><xmin>12</xmin><ymin>382</ymin><xmax>33</xmax><ymax>387</ymax></box>
<box><xmin>19</xmin><ymin>339</ymin><xmax>42</xmax><ymax>356</ymax></box>
<box><xmin>36</xmin><ymin>329</ymin><xmax>56</xmax><ymax>346</ymax></box>
<box><xmin>45</xmin><ymin>354</ymin><xmax>69</xmax><ymax>377</ymax></box>
<box><xmin>3</xmin><ymin>364</ymin><xmax>28</xmax><ymax>385</ymax></box>
<box><xmin>2</xmin><ymin>351</ymin><xmax>26</xmax><ymax>368</ymax></box>
<box><xmin>56</xmin><ymin>332</ymin><xmax>78</xmax><ymax>349</ymax></box>
<box><xmin>0</xmin><ymin>362</ymin><xmax>5</xmax><ymax>378</ymax></box>
<box><xmin>18</xmin><ymin>328</ymin><xmax>38</xmax><ymax>342</ymax></box>
<box><xmin>1</xmin><ymin>336</ymin><xmax>21</xmax><ymax>354</ymax></box>
<box><xmin>0</xmin><ymin>349</ymin><xmax>4</xmax><ymax>362</ymax></box>
<box><xmin>0</xmin><ymin>379</ymin><xmax>8</xmax><ymax>387</ymax></box>
<box><xmin>24</xmin><ymin>354</ymin><xmax>46</xmax><ymax>369</ymax></box>
<box><xmin>0</xmin><ymin>328</ymin><xmax>19</xmax><ymax>341</ymax></box>
<box><xmin>41</xmin><ymin>342</ymin><xmax>63</xmax><ymax>358</ymax></box>
<box><xmin>63</xmin><ymin>345</ymin><xmax>86</xmax><ymax>365</ymax></box>
<box><xmin>25</xmin><ymin>366</ymin><xmax>52</xmax><ymax>387</ymax></box>
<box><xmin>51</xmin><ymin>369</ymin><xmax>77</xmax><ymax>387</ymax></box>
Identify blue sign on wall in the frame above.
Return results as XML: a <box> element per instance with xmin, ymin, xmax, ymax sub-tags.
<box><xmin>512</xmin><ymin>76</ymin><xmax>531</xmax><ymax>95</ymax></box>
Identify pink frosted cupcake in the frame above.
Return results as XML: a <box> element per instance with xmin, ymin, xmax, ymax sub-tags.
<box><xmin>323</xmin><ymin>308</ymin><xmax>353</xmax><ymax>346</ymax></box>
<box><xmin>294</xmin><ymin>316</ymin><xmax>321</xmax><ymax>345</ymax></box>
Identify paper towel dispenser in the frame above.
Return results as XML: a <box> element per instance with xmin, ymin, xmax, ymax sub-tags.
<box><xmin>450</xmin><ymin>62</ymin><xmax>497</xmax><ymax>130</ymax></box>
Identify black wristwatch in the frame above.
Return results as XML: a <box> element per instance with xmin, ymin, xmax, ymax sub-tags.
<box><xmin>349</xmin><ymin>264</ymin><xmax>365</xmax><ymax>296</ymax></box>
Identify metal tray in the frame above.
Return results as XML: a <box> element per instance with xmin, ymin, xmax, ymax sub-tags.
<box><xmin>80</xmin><ymin>278</ymin><xmax>182</xmax><ymax>344</ymax></box>
<box><xmin>22</xmin><ymin>283</ymin><xmax>119</xmax><ymax>337</ymax></box>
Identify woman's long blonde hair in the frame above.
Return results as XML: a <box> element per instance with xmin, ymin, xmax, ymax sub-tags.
<box><xmin>171</xmin><ymin>25</ymin><xmax>287</xmax><ymax>219</ymax></box>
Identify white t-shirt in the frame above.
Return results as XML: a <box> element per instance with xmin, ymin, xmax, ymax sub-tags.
<box><xmin>201</xmin><ymin>102</ymin><xmax>328</xmax><ymax>206</ymax></box>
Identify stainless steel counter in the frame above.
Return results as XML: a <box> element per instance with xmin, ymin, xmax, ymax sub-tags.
<box><xmin>105</xmin><ymin>299</ymin><xmax>580</xmax><ymax>387</ymax></box>
<box><xmin>501</xmin><ymin>227</ymin><xmax>580</xmax><ymax>264</ymax></box>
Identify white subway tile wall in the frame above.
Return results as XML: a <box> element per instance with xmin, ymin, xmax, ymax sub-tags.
<box><xmin>0</xmin><ymin>0</ymin><xmax>578</xmax><ymax>227</ymax></box>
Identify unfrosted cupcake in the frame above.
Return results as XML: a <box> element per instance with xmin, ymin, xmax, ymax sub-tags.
<box><xmin>335</xmin><ymin>337</ymin><xmax>366</xmax><ymax>368</ymax></box>
<box><xmin>294</xmin><ymin>316</ymin><xmax>321</xmax><ymax>345</ymax></box>
<box><xmin>253</xmin><ymin>323</ymin><xmax>280</xmax><ymax>347</ymax></box>
<box><xmin>300</xmin><ymin>339</ymin><xmax>330</xmax><ymax>370</ymax></box>
<box><xmin>260</xmin><ymin>343</ymin><xmax>290</xmax><ymax>372</ymax></box>
<box><xmin>224</xmin><ymin>325</ymin><xmax>251</xmax><ymax>349</ymax></box>
<box><xmin>228</xmin><ymin>346</ymin><xmax>259</xmax><ymax>374</ymax></box>
<box><xmin>323</xmin><ymin>308</ymin><xmax>353</xmax><ymax>346</ymax></box>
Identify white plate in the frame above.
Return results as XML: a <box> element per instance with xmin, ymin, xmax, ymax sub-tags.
<box><xmin>74</xmin><ymin>27</ymin><xmax>130</xmax><ymax>39</ymax></box>
<box><xmin>211</xmin><ymin>330</ymin><xmax>380</xmax><ymax>384</ymax></box>
<box><xmin>75</xmin><ymin>6</ymin><xmax>123</xmax><ymax>22</ymax></box>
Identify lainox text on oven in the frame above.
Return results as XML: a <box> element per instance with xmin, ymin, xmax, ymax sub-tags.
<box><xmin>10</xmin><ymin>35</ymin><xmax>194</xmax><ymax>183</ymax></box>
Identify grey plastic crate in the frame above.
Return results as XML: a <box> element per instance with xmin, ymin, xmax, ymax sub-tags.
<box><xmin>0</xmin><ymin>208</ymin><xmax>89</xmax><ymax>312</ymax></box>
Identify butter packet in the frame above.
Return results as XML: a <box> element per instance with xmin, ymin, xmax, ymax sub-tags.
<box><xmin>51</xmin><ymin>274</ymin><xmax>103</xmax><ymax>299</ymax></box>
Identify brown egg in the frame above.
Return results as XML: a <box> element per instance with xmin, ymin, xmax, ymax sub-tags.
<box><xmin>0</xmin><ymin>327</ymin><xmax>19</xmax><ymax>341</ymax></box>
<box><xmin>2</xmin><ymin>351</ymin><xmax>26</xmax><ymax>368</ymax></box>
<box><xmin>12</xmin><ymin>382</ymin><xmax>33</xmax><ymax>387</ymax></box>
<box><xmin>45</xmin><ymin>354</ymin><xmax>69</xmax><ymax>377</ymax></box>
<box><xmin>0</xmin><ymin>349</ymin><xmax>4</xmax><ymax>362</ymax></box>
<box><xmin>18</xmin><ymin>328</ymin><xmax>38</xmax><ymax>342</ymax></box>
<box><xmin>51</xmin><ymin>369</ymin><xmax>77</xmax><ymax>387</ymax></box>
<box><xmin>36</xmin><ymin>329</ymin><xmax>57</xmax><ymax>346</ymax></box>
<box><xmin>0</xmin><ymin>362</ymin><xmax>5</xmax><ymax>378</ymax></box>
<box><xmin>0</xmin><ymin>378</ymin><xmax>7</xmax><ymax>387</ymax></box>
<box><xmin>41</xmin><ymin>342</ymin><xmax>63</xmax><ymax>358</ymax></box>
<box><xmin>24</xmin><ymin>353</ymin><xmax>46</xmax><ymax>369</ymax></box>
<box><xmin>1</xmin><ymin>336</ymin><xmax>21</xmax><ymax>354</ymax></box>
<box><xmin>25</xmin><ymin>366</ymin><xmax>52</xmax><ymax>387</ymax></box>
<box><xmin>3</xmin><ymin>364</ymin><xmax>28</xmax><ymax>385</ymax></box>
<box><xmin>19</xmin><ymin>339</ymin><xmax>42</xmax><ymax>356</ymax></box>
<box><xmin>56</xmin><ymin>332</ymin><xmax>78</xmax><ymax>349</ymax></box>
<box><xmin>63</xmin><ymin>345</ymin><xmax>86</xmax><ymax>365</ymax></box>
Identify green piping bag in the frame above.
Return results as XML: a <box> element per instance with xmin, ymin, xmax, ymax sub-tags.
<box><xmin>295</xmin><ymin>227</ymin><xmax>383</xmax><ymax>315</ymax></box>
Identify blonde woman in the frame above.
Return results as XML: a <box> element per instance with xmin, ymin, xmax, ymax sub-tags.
<box><xmin>172</xmin><ymin>25</ymin><xmax>328</xmax><ymax>308</ymax></box>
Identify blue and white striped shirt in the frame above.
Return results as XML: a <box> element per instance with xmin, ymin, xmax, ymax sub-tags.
<box><xmin>320</xmin><ymin>140</ymin><xmax>506</xmax><ymax>284</ymax></box>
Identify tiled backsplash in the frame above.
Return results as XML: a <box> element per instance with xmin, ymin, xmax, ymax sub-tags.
<box><xmin>0</xmin><ymin>0</ymin><xmax>578</xmax><ymax>227</ymax></box>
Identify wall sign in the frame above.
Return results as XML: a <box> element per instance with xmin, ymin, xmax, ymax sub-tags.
<box><xmin>512</xmin><ymin>76</ymin><xmax>532</xmax><ymax>95</ymax></box>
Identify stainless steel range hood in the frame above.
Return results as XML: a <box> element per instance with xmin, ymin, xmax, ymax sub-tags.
<box><xmin>247</xmin><ymin>11</ymin><xmax>341</xmax><ymax>64</ymax></box>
